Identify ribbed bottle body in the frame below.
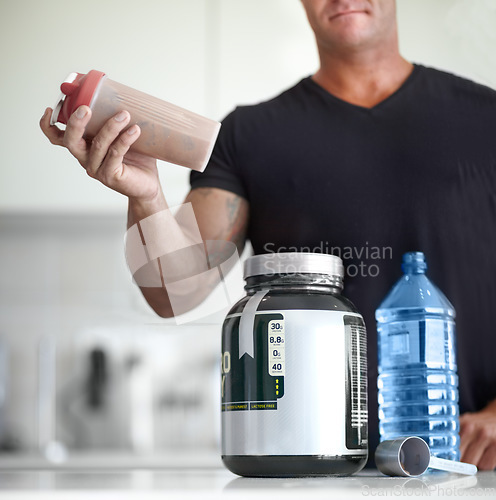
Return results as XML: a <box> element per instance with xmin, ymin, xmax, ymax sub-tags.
<box><xmin>376</xmin><ymin>253</ymin><xmax>460</xmax><ymax>460</ymax></box>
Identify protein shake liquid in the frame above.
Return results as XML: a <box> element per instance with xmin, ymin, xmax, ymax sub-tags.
<box><xmin>51</xmin><ymin>70</ymin><xmax>221</xmax><ymax>172</ymax></box>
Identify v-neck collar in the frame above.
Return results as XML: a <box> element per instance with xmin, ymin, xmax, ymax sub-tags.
<box><xmin>304</xmin><ymin>64</ymin><xmax>422</xmax><ymax>113</ymax></box>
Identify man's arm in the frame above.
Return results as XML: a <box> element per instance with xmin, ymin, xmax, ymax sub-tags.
<box><xmin>41</xmin><ymin>104</ymin><xmax>249</xmax><ymax>319</ymax></box>
<box><xmin>129</xmin><ymin>187</ymin><xmax>249</xmax><ymax>318</ymax></box>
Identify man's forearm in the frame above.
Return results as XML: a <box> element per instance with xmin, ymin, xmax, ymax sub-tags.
<box><xmin>125</xmin><ymin>192</ymin><xmax>240</xmax><ymax>318</ymax></box>
<box><xmin>127</xmin><ymin>191</ymin><xmax>168</xmax><ymax>229</ymax></box>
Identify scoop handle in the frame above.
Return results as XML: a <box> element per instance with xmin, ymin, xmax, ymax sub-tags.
<box><xmin>429</xmin><ymin>456</ymin><xmax>478</xmax><ymax>475</ymax></box>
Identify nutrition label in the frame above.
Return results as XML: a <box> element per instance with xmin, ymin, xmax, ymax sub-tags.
<box><xmin>268</xmin><ymin>319</ymin><xmax>285</xmax><ymax>377</ymax></box>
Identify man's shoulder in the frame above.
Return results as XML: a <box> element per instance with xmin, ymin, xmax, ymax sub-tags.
<box><xmin>226</xmin><ymin>77</ymin><xmax>314</xmax><ymax>121</ymax></box>
<box><xmin>416</xmin><ymin>64</ymin><xmax>496</xmax><ymax>102</ymax></box>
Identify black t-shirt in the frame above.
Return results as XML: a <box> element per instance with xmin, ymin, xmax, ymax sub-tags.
<box><xmin>190</xmin><ymin>64</ymin><xmax>496</xmax><ymax>457</ymax></box>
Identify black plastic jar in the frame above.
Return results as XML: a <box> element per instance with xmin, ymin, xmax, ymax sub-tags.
<box><xmin>221</xmin><ymin>252</ymin><xmax>368</xmax><ymax>477</ymax></box>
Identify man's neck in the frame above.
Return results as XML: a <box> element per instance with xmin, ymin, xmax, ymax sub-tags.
<box><xmin>312</xmin><ymin>46</ymin><xmax>414</xmax><ymax>109</ymax></box>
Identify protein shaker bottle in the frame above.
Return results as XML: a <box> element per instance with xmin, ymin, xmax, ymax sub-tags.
<box><xmin>221</xmin><ymin>252</ymin><xmax>368</xmax><ymax>477</ymax></box>
<box><xmin>50</xmin><ymin>70</ymin><xmax>221</xmax><ymax>172</ymax></box>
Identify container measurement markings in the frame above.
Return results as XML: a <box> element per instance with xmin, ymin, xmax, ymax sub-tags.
<box><xmin>268</xmin><ymin>319</ymin><xmax>285</xmax><ymax>377</ymax></box>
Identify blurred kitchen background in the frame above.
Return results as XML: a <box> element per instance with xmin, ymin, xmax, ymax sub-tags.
<box><xmin>0</xmin><ymin>0</ymin><xmax>495</xmax><ymax>462</ymax></box>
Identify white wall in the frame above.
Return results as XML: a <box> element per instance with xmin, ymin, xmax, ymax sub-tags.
<box><xmin>397</xmin><ymin>0</ymin><xmax>496</xmax><ymax>88</ymax></box>
<box><xmin>3</xmin><ymin>0</ymin><xmax>493</xmax><ymax>214</ymax></box>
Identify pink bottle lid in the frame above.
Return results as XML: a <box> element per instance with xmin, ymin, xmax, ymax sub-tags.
<box><xmin>50</xmin><ymin>70</ymin><xmax>106</xmax><ymax>125</ymax></box>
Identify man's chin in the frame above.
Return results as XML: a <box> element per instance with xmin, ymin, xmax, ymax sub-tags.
<box><xmin>323</xmin><ymin>17</ymin><xmax>375</xmax><ymax>48</ymax></box>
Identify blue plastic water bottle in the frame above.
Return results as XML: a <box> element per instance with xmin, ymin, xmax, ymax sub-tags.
<box><xmin>376</xmin><ymin>252</ymin><xmax>460</xmax><ymax>460</ymax></box>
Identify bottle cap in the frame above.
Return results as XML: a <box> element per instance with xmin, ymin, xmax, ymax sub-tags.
<box><xmin>401</xmin><ymin>251</ymin><xmax>427</xmax><ymax>273</ymax></box>
<box><xmin>50</xmin><ymin>70</ymin><xmax>106</xmax><ymax>125</ymax></box>
<box><xmin>244</xmin><ymin>252</ymin><xmax>344</xmax><ymax>280</ymax></box>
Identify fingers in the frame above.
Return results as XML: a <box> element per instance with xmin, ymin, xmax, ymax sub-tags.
<box><xmin>92</xmin><ymin>124</ymin><xmax>142</xmax><ymax>185</ymax></box>
<box><xmin>63</xmin><ymin>105</ymin><xmax>93</xmax><ymax>162</ymax></box>
<box><xmin>40</xmin><ymin>105</ymin><xmax>93</xmax><ymax>167</ymax></box>
<box><xmin>461</xmin><ymin>428</ymin><xmax>488</xmax><ymax>467</ymax></box>
<box><xmin>478</xmin><ymin>443</ymin><xmax>496</xmax><ymax>470</ymax></box>
<box><xmin>460</xmin><ymin>413</ymin><xmax>496</xmax><ymax>470</ymax></box>
<box><xmin>40</xmin><ymin>105</ymin><xmax>142</xmax><ymax>190</ymax></box>
<box><xmin>39</xmin><ymin>108</ymin><xmax>65</xmax><ymax>146</ymax></box>
<box><xmin>85</xmin><ymin>110</ymin><xmax>133</xmax><ymax>177</ymax></box>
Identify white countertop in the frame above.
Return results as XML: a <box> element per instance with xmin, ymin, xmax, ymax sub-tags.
<box><xmin>0</xmin><ymin>452</ymin><xmax>494</xmax><ymax>499</ymax></box>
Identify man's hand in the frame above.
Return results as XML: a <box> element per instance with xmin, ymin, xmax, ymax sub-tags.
<box><xmin>40</xmin><ymin>106</ymin><xmax>161</xmax><ymax>203</ymax></box>
<box><xmin>460</xmin><ymin>399</ymin><xmax>496</xmax><ymax>470</ymax></box>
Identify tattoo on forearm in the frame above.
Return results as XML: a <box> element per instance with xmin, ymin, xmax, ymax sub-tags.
<box><xmin>226</xmin><ymin>196</ymin><xmax>240</xmax><ymax>224</ymax></box>
<box><xmin>224</xmin><ymin>195</ymin><xmax>248</xmax><ymax>248</ymax></box>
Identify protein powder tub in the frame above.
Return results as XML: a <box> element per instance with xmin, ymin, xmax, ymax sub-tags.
<box><xmin>221</xmin><ymin>252</ymin><xmax>368</xmax><ymax>477</ymax></box>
